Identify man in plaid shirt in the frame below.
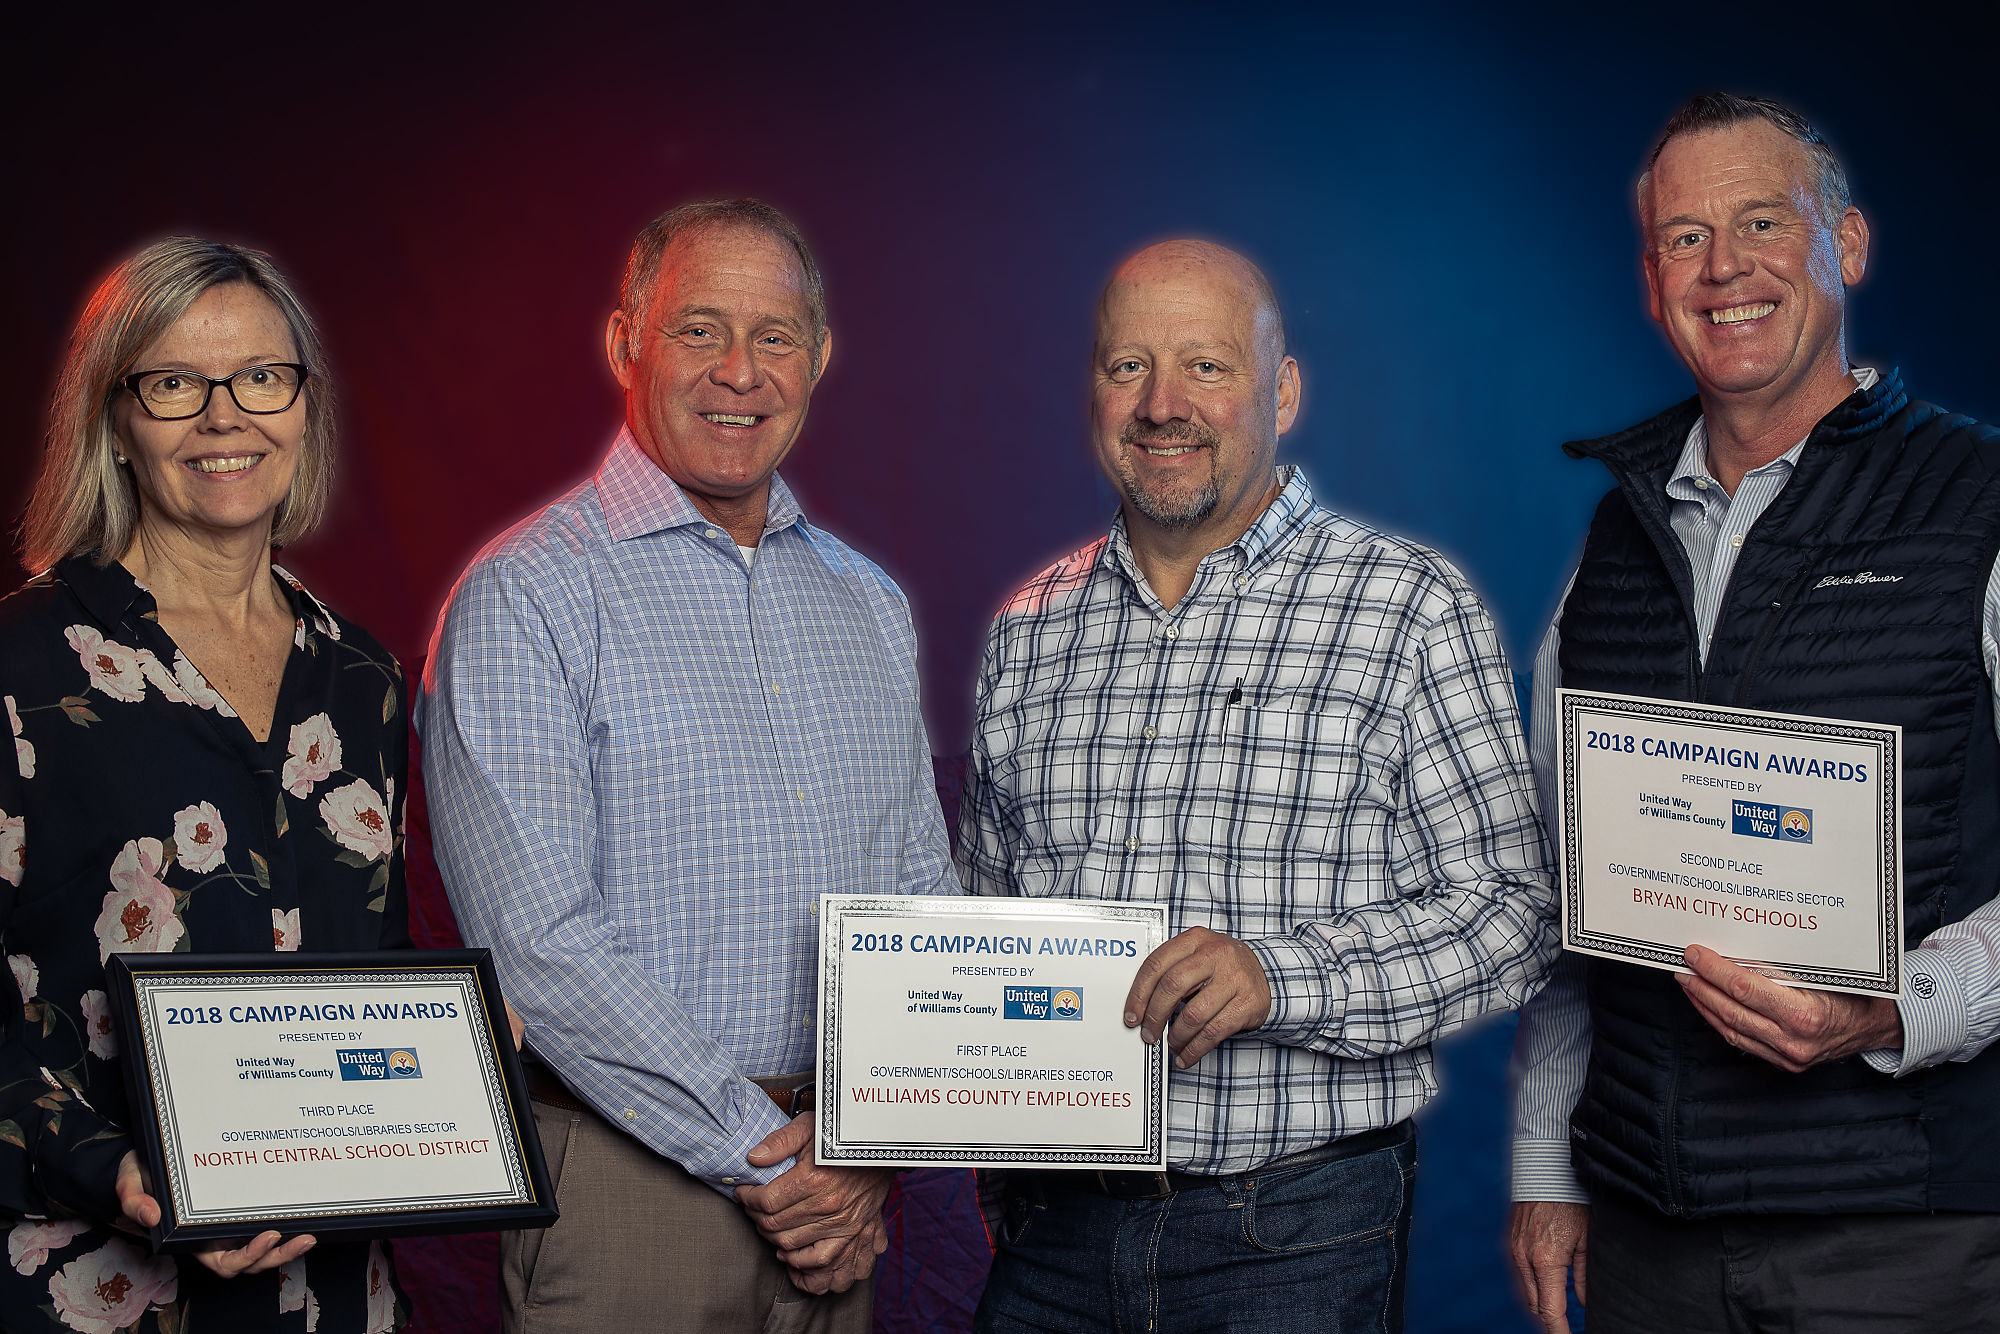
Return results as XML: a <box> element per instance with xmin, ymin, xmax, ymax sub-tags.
<box><xmin>957</xmin><ymin>239</ymin><xmax>1559</xmax><ymax>1333</ymax></box>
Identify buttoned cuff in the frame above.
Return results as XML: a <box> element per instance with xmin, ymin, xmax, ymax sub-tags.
<box><xmin>1512</xmin><ymin>1137</ymin><xmax>1588</xmax><ymax>1204</ymax></box>
<box><xmin>1247</xmin><ymin>935</ymin><xmax>1344</xmax><ymax>1044</ymax></box>
<box><xmin>1862</xmin><ymin>947</ymin><xmax>1968</xmax><ymax>1077</ymax></box>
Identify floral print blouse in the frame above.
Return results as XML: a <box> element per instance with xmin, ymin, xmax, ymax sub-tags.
<box><xmin>0</xmin><ymin>556</ymin><xmax>410</xmax><ymax>1334</ymax></box>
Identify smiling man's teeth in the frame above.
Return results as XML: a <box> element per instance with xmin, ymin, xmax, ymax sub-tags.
<box><xmin>1140</xmin><ymin>445</ymin><xmax>1198</xmax><ymax>457</ymax></box>
<box><xmin>702</xmin><ymin>413</ymin><xmax>760</xmax><ymax>427</ymax></box>
<box><xmin>1709</xmin><ymin>302</ymin><xmax>1777</xmax><ymax>325</ymax></box>
<box><xmin>188</xmin><ymin>456</ymin><xmax>258</xmax><ymax>474</ymax></box>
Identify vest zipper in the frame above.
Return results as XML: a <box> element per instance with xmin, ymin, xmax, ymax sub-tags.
<box><xmin>1661</xmin><ymin>985</ymin><xmax>1687</xmax><ymax>1215</ymax></box>
<box><xmin>1729</xmin><ymin>565</ymin><xmax>1819</xmax><ymax>707</ymax></box>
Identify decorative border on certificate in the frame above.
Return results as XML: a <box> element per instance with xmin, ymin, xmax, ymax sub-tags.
<box><xmin>816</xmin><ymin>897</ymin><xmax>1169</xmax><ymax>1169</ymax></box>
<box><xmin>105</xmin><ymin>950</ymin><xmax>558</xmax><ymax>1251</ymax></box>
<box><xmin>1557</xmin><ymin>690</ymin><xmax>1902</xmax><ymax>996</ymax></box>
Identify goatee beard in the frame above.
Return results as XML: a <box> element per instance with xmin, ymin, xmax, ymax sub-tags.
<box><xmin>1118</xmin><ymin>421</ymin><xmax>1221</xmax><ymax>529</ymax></box>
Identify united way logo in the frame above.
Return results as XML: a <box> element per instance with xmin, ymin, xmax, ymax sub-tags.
<box><xmin>1004</xmin><ymin>986</ymin><xmax>1083</xmax><ymax>1020</ymax></box>
<box><xmin>338</xmin><ymin>1047</ymin><xmax>422</xmax><ymax>1080</ymax></box>
<box><xmin>1731</xmin><ymin>801</ymin><xmax>1812</xmax><ymax>843</ymax></box>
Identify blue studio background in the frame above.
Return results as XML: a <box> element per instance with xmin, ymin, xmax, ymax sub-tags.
<box><xmin>3</xmin><ymin>4</ymin><xmax>1993</xmax><ymax>1330</ymax></box>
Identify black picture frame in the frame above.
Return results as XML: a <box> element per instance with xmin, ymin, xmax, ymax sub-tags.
<box><xmin>103</xmin><ymin>949</ymin><xmax>557</xmax><ymax>1252</ymax></box>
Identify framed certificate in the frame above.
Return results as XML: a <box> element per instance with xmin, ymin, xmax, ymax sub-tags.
<box><xmin>816</xmin><ymin>896</ymin><xmax>1170</xmax><ymax>1170</ymax></box>
<box><xmin>104</xmin><ymin>950</ymin><xmax>557</xmax><ymax>1252</ymax></box>
<box><xmin>1556</xmin><ymin>689</ymin><xmax>1903</xmax><ymax>996</ymax></box>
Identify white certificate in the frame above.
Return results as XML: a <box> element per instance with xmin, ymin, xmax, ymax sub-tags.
<box><xmin>109</xmin><ymin>952</ymin><xmax>554</xmax><ymax>1248</ymax></box>
<box><xmin>1557</xmin><ymin>690</ymin><xmax>1903</xmax><ymax>996</ymax></box>
<box><xmin>816</xmin><ymin>896</ymin><xmax>1169</xmax><ymax>1169</ymax></box>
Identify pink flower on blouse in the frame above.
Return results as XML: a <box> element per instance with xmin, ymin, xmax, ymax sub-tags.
<box><xmin>95</xmin><ymin>839</ymin><xmax>185</xmax><ymax>962</ymax></box>
<box><xmin>283</xmin><ymin>714</ymin><xmax>342</xmax><ymax>798</ymax></box>
<box><xmin>6</xmin><ymin>1219</ymin><xmax>91</xmax><ymax>1276</ymax></box>
<box><xmin>0</xmin><ymin>812</ymin><xmax>22</xmax><ymax>889</ymax></box>
<box><xmin>365</xmin><ymin>1240</ymin><xmax>395</xmax><ymax>1333</ymax></box>
<box><xmin>6</xmin><ymin>696</ymin><xmax>31</xmax><ymax>779</ymax></box>
<box><xmin>80</xmin><ymin>990</ymin><xmax>119</xmax><ymax>1060</ymax></box>
<box><xmin>46</xmin><ymin>1237</ymin><xmax>178</xmax><ymax>1334</ymax></box>
<box><xmin>273</xmin><ymin>908</ymin><xmax>301</xmax><ymax>953</ymax></box>
<box><xmin>172</xmin><ymin>801</ymin><xmax>227</xmax><ymax>874</ymax></box>
<box><xmin>321</xmin><ymin>779</ymin><xmax>393</xmax><ymax>863</ymax></box>
<box><xmin>171</xmin><ymin>651</ymin><xmax>236</xmax><ymax>718</ymax></box>
<box><xmin>64</xmin><ymin>626</ymin><xmax>145</xmax><ymax>703</ymax></box>
<box><xmin>133</xmin><ymin>650</ymin><xmax>192</xmax><ymax>706</ymax></box>
<box><xmin>8</xmin><ymin>953</ymin><xmax>35</xmax><ymax>1004</ymax></box>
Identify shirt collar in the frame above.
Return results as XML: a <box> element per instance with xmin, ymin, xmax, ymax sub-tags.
<box><xmin>595</xmin><ymin>427</ymin><xmax>807</xmax><ymax>543</ymax></box>
<box><xmin>55</xmin><ymin>551</ymin><xmax>328</xmax><ymax>635</ymax></box>
<box><xmin>1669</xmin><ymin>366</ymin><xmax>1881</xmax><ymax>501</ymax></box>
<box><xmin>1104</xmin><ymin>464</ymin><xmax>1316</xmax><ymax>585</ymax></box>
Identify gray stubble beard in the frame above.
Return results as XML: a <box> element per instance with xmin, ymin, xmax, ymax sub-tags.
<box><xmin>1116</xmin><ymin>422</ymin><xmax>1222</xmax><ymax>530</ymax></box>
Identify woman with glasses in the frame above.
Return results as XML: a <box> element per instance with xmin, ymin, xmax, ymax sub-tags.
<box><xmin>0</xmin><ymin>239</ymin><xmax>408</xmax><ymax>1333</ymax></box>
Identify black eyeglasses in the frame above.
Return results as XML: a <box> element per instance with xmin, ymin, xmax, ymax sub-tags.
<box><xmin>121</xmin><ymin>363</ymin><xmax>310</xmax><ymax>421</ymax></box>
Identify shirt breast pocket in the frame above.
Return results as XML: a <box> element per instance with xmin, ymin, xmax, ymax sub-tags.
<box><xmin>1188</xmin><ymin>701</ymin><xmax>1390</xmax><ymax>864</ymax></box>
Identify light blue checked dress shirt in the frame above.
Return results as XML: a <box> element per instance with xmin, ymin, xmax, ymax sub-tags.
<box><xmin>417</xmin><ymin>431</ymin><xmax>955</xmax><ymax>1192</ymax></box>
<box><xmin>1512</xmin><ymin>369</ymin><xmax>2000</xmax><ymax>1202</ymax></box>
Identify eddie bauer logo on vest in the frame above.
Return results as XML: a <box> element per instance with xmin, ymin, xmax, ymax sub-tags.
<box><xmin>1813</xmin><ymin>571</ymin><xmax>1904</xmax><ymax>590</ymax></box>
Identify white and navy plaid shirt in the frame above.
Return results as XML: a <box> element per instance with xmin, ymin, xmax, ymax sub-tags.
<box><xmin>958</xmin><ymin>466</ymin><xmax>1559</xmax><ymax>1174</ymax></box>
<box><xmin>417</xmin><ymin>431</ymin><xmax>955</xmax><ymax>1192</ymax></box>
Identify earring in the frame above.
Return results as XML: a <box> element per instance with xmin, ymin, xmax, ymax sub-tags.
<box><xmin>114</xmin><ymin>454</ymin><xmax>127</xmax><ymax>465</ymax></box>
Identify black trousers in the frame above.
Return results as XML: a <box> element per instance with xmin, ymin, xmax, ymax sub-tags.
<box><xmin>1588</xmin><ymin>1192</ymin><xmax>2000</xmax><ymax>1333</ymax></box>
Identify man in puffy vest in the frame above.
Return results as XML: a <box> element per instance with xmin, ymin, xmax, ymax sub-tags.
<box><xmin>1508</xmin><ymin>92</ymin><xmax>2000</xmax><ymax>1333</ymax></box>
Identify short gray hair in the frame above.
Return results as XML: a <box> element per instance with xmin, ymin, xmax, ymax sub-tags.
<box><xmin>1637</xmin><ymin>92</ymin><xmax>1851</xmax><ymax>229</ymax></box>
<box><xmin>618</xmin><ymin>199</ymin><xmax>828</xmax><ymax>369</ymax></box>
<box><xmin>20</xmin><ymin>238</ymin><xmax>335</xmax><ymax>573</ymax></box>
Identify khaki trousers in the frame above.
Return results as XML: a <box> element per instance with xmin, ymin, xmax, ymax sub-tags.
<box><xmin>501</xmin><ymin>1096</ymin><xmax>873</xmax><ymax>1334</ymax></box>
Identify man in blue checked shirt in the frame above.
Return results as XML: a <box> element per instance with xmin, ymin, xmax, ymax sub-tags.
<box><xmin>958</xmin><ymin>238</ymin><xmax>1560</xmax><ymax>1333</ymax></box>
<box><xmin>418</xmin><ymin>199</ymin><xmax>955</xmax><ymax>1334</ymax></box>
<box><xmin>1509</xmin><ymin>95</ymin><xmax>2000</xmax><ymax>1334</ymax></box>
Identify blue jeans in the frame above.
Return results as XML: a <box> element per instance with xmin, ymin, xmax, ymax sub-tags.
<box><xmin>974</xmin><ymin>1125</ymin><xmax>1417</xmax><ymax>1334</ymax></box>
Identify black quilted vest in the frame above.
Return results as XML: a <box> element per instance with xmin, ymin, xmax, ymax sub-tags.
<box><xmin>1559</xmin><ymin>369</ymin><xmax>2000</xmax><ymax>1216</ymax></box>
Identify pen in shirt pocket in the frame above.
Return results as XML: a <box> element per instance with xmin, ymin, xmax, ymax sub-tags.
<box><xmin>1222</xmin><ymin>676</ymin><xmax>1243</xmax><ymax>739</ymax></box>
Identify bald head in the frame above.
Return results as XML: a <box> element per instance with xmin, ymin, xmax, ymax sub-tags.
<box><xmin>1097</xmin><ymin>240</ymin><xmax>1286</xmax><ymax>371</ymax></box>
<box><xmin>1089</xmin><ymin>237</ymin><xmax>1302</xmax><ymax>557</ymax></box>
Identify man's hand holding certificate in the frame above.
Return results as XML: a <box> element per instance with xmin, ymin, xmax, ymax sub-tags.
<box><xmin>1556</xmin><ymin>689</ymin><xmax>1904</xmax><ymax>997</ymax></box>
<box><xmin>816</xmin><ymin>897</ymin><xmax>1169</xmax><ymax>1169</ymax></box>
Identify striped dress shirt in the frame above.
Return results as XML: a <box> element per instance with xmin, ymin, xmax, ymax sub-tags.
<box><xmin>1512</xmin><ymin>368</ymin><xmax>2000</xmax><ymax>1202</ymax></box>
<box><xmin>958</xmin><ymin>466</ymin><xmax>1559</xmax><ymax>1175</ymax></box>
<box><xmin>417</xmin><ymin>431</ymin><xmax>955</xmax><ymax>1192</ymax></box>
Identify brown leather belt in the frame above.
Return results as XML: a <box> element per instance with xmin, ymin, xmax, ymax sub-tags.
<box><xmin>521</xmin><ymin>1057</ymin><xmax>589</xmax><ymax>1113</ymax></box>
<box><xmin>751</xmin><ymin>1073</ymin><xmax>815</xmax><ymax>1117</ymax></box>
<box><xmin>521</xmin><ymin>1058</ymin><xmax>813</xmax><ymax>1118</ymax></box>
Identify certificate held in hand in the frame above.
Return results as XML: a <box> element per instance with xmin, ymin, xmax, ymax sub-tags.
<box><xmin>105</xmin><ymin>950</ymin><xmax>557</xmax><ymax>1252</ymax></box>
<box><xmin>1556</xmin><ymin>689</ymin><xmax>1903</xmax><ymax>997</ymax></box>
<box><xmin>815</xmin><ymin>896</ymin><xmax>1169</xmax><ymax>1170</ymax></box>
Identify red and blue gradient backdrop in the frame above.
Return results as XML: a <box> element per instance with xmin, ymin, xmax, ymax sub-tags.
<box><xmin>5</xmin><ymin>6</ymin><xmax>1995</xmax><ymax>1332</ymax></box>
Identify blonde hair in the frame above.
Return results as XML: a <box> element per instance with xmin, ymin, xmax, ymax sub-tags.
<box><xmin>19</xmin><ymin>238</ymin><xmax>335</xmax><ymax>572</ymax></box>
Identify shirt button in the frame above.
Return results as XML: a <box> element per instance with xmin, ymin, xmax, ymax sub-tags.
<box><xmin>1234</xmin><ymin>575</ymin><xmax>1248</xmax><ymax>591</ymax></box>
<box><xmin>1142</xmin><ymin>725</ymin><xmax>1158</xmax><ymax>740</ymax></box>
<box><xmin>802</xmin><ymin>1014</ymin><xmax>812</xmax><ymax>1028</ymax></box>
<box><xmin>771</xmin><ymin>683</ymin><xmax>782</xmax><ymax>695</ymax></box>
<box><xmin>797</xmin><ymin>789</ymin><xmax>807</xmax><ymax>802</ymax></box>
<box><xmin>1164</xmin><ymin>627</ymin><xmax>1180</xmax><ymax>641</ymax></box>
<box><xmin>1695</xmin><ymin>479</ymin><xmax>1708</xmax><ymax>491</ymax></box>
<box><xmin>622</xmin><ymin>1108</ymin><xmax>638</xmax><ymax>1120</ymax></box>
<box><xmin>705</xmin><ymin>528</ymin><xmax>720</xmax><ymax>539</ymax></box>
<box><xmin>1124</xmin><ymin>836</ymin><xmax>1140</xmax><ymax>852</ymax></box>
<box><xmin>808</xmin><ymin>901</ymin><xmax>818</xmax><ymax>915</ymax></box>
<box><xmin>1730</xmin><ymin>534</ymin><xmax>1745</xmax><ymax>549</ymax></box>
<box><xmin>722</xmin><ymin>1175</ymin><xmax>736</xmax><ymax>1184</ymax></box>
